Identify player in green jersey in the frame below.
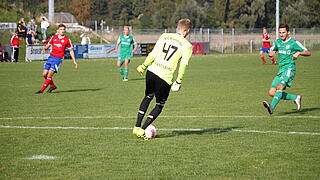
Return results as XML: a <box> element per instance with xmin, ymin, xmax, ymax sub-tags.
<box><xmin>107</xmin><ymin>26</ymin><xmax>138</xmax><ymax>81</ymax></box>
<box><xmin>263</xmin><ymin>24</ymin><xmax>311</xmax><ymax>115</ymax></box>
<box><xmin>133</xmin><ymin>19</ymin><xmax>193</xmax><ymax>140</ymax></box>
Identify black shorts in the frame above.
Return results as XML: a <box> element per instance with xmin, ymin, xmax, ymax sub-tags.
<box><xmin>145</xmin><ymin>70</ymin><xmax>171</xmax><ymax>103</ymax></box>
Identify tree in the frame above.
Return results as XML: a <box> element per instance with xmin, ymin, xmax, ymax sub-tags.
<box><xmin>281</xmin><ymin>0</ymin><xmax>309</xmax><ymax>28</ymax></box>
<box><xmin>172</xmin><ymin>0</ymin><xmax>206</xmax><ymax>28</ymax></box>
<box><xmin>69</xmin><ymin>0</ymin><xmax>91</xmax><ymax>25</ymax></box>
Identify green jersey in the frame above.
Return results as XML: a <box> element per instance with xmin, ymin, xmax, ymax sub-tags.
<box><xmin>270</xmin><ymin>37</ymin><xmax>307</xmax><ymax>72</ymax></box>
<box><xmin>142</xmin><ymin>33</ymin><xmax>193</xmax><ymax>85</ymax></box>
<box><xmin>117</xmin><ymin>35</ymin><xmax>136</xmax><ymax>55</ymax></box>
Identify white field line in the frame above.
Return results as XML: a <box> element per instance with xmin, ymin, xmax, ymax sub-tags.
<box><xmin>26</xmin><ymin>155</ymin><xmax>57</xmax><ymax>160</ymax></box>
<box><xmin>0</xmin><ymin>125</ymin><xmax>319</xmax><ymax>136</ymax></box>
<box><xmin>1</xmin><ymin>115</ymin><xmax>320</xmax><ymax>121</ymax></box>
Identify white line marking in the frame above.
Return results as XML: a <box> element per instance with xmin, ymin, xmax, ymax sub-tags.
<box><xmin>1</xmin><ymin>125</ymin><xmax>319</xmax><ymax>136</ymax></box>
<box><xmin>26</xmin><ymin>155</ymin><xmax>57</xmax><ymax>160</ymax></box>
<box><xmin>1</xmin><ymin>115</ymin><xmax>320</xmax><ymax>120</ymax></box>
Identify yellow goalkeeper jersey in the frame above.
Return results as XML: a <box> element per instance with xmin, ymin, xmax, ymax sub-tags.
<box><xmin>143</xmin><ymin>33</ymin><xmax>193</xmax><ymax>85</ymax></box>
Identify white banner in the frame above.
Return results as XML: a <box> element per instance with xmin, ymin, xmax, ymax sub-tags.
<box><xmin>88</xmin><ymin>44</ymin><xmax>118</xmax><ymax>58</ymax></box>
<box><xmin>0</xmin><ymin>23</ymin><xmax>17</xmax><ymax>30</ymax></box>
<box><xmin>26</xmin><ymin>45</ymin><xmax>51</xmax><ymax>61</ymax></box>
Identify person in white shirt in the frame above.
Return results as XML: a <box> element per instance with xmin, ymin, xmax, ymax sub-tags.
<box><xmin>41</xmin><ymin>17</ymin><xmax>50</xmax><ymax>40</ymax></box>
<box><xmin>80</xmin><ymin>33</ymin><xmax>91</xmax><ymax>45</ymax></box>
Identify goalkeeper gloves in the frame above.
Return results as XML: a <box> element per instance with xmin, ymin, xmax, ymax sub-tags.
<box><xmin>171</xmin><ymin>80</ymin><xmax>182</xmax><ymax>92</ymax></box>
<box><xmin>137</xmin><ymin>64</ymin><xmax>147</xmax><ymax>75</ymax></box>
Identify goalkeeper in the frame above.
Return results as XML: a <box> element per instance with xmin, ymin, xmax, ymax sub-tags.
<box><xmin>133</xmin><ymin>19</ymin><xmax>193</xmax><ymax>140</ymax></box>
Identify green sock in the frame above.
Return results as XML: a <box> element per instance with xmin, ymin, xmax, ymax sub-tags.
<box><xmin>124</xmin><ymin>67</ymin><xmax>129</xmax><ymax>79</ymax></box>
<box><xmin>271</xmin><ymin>90</ymin><xmax>283</xmax><ymax>110</ymax></box>
<box><xmin>281</xmin><ymin>92</ymin><xmax>297</xmax><ymax>100</ymax></box>
<box><xmin>118</xmin><ymin>68</ymin><xmax>124</xmax><ymax>78</ymax></box>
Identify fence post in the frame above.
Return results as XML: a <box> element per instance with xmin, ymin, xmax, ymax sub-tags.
<box><xmin>232</xmin><ymin>28</ymin><xmax>235</xmax><ymax>53</ymax></box>
<box><xmin>250</xmin><ymin>40</ymin><xmax>253</xmax><ymax>54</ymax></box>
<box><xmin>221</xmin><ymin>28</ymin><xmax>224</xmax><ymax>53</ymax></box>
<box><xmin>95</xmin><ymin>20</ymin><xmax>97</xmax><ymax>33</ymax></box>
<box><xmin>293</xmin><ymin>28</ymin><xmax>296</xmax><ymax>37</ymax></box>
<box><xmin>207</xmin><ymin>28</ymin><xmax>210</xmax><ymax>42</ymax></box>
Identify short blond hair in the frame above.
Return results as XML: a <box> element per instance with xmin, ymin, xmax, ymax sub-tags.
<box><xmin>123</xmin><ymin>26</ymin><xmax>130</xmax><ymax>31</ymax></box>
<box><xmin>177</xmin><ymin>19</ymin><xmax>191</xmax><ymax>30</ymax></box>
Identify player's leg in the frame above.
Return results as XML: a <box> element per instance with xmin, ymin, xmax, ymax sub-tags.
<box><xmin>137</xmin><ymin>73</ymin><xmax>171</xmax><ymax>139</ymax></box>
<box><xmin>123</xmin><ymin>59</ymin><xmax>130</xmax><ymax>81</ymax></box>
<box><xmin>268</xmin><ymin>69</ymin><xmax>299</xmax><ymax>112</ymax></box>
<box><xmin>259</xmin><ymin>49</ymin><xmax>266</xmax><ymax>65</ymax></box>
<box><xmin>263</xmin><ymin>75</ymin><xmax>279</xmax><ymax>114</ymax></box>
<box><xmin>134</xmin><ymin>71</ymin><xmax>155</xmax><ymax>134</ymax></box>
<box><xmin>38</xmin><ymin>70</ymin><xmax>55</xmax><ymax>92</ymax></box>
<box><xmin>117</xmin><ymin>60</ymin><xmax>124</xmax><ymax>79</ymax></box>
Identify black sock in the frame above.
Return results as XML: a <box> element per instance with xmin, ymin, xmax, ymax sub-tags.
<box><xmin>135</xmin><ymin>95</ymin><xmax>153</xmax><ymax>127</ymax></box>
<box><xmin>142</xmin><ymin>103</ymin><xmax>164</xmax><ymax>129</ymax></box>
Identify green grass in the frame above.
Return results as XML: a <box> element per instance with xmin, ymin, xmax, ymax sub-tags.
<box><xmin>0</xmin><ymin>52</ymin><xmax>319</xmax><ymax>179</ymax></box>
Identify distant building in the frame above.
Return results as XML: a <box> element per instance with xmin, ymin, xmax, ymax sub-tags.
<box><xmin>43</xmin><ymin>12</ymin><xmax>78</xmax><ymax>26</ymax></box>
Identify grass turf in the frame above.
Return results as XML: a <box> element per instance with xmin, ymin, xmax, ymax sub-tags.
<box><xmin>0</xmin><ymin>52</ymin><xmax>319</xmax><ymax>179</ymax></box>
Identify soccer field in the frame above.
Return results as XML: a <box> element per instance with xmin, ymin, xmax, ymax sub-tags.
<box><xmin>0</xmin><ymin>52</ymin><xmax>319</xmax><ymax>179</ymax></box>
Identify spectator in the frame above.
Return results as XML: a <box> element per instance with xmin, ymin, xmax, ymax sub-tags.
<box><xmin>10</xmin><ymin>32</ymin><xmax>19</xmax><ymax>63</ymax></box>
<box><xmin>26</xmin><ymin>30</ymin><xmax>35</xmax><ymax>45</ymax></box>
<box><xmin>17</xmin><ymin>23</ymin><xmax>26</xmax><ymax>38</ymax></box>
<box><xmin>80</xmin><ymin>33</ymin><xmax>91</xmax><ymax>45</ymax></box>
<box><xmin>27</xmin><ymin>21</ymin><xmax>37</xmax><ymax>32</ymax></box>
<box><xmin>41</xmin><ymin>17</ymin><xmax>50</xmax><ymax>40</ymax></box>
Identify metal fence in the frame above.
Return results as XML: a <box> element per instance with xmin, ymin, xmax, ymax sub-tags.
<box><xmin>96</xmin><ymin>27</ymin><xmax>320</xmax><ymax>53</ymax></box>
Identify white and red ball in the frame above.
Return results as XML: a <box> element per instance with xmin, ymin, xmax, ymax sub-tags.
<box><xmin>145</xmin><ymin>124</ymin><xmax>157</xmax><ymax>138</ymax></box>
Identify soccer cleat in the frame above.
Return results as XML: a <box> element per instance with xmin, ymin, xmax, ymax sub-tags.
<box><xmin>272</xmin><ymin>61</ymin><xmax>278</xmax><ymax>65</ymax></box>
<box><xmin>294</xmin><ymin>95</ymin><xmax>302</xmax><ymax>111</ymax></box>
<box><xmin>123</xmin><ymin>78</ymin><xmax>128</xmax><ymax>82</ymax></box>
<box><xmin>263</xmin><ymin>101</ymin><xmax>273</xmax><ymax>115</ymax></box>
<box><xmin>133</xmin><ymin>127</ymin><xmax>141</xmax><ymax>135</ymax></box>
<box><xmin>35</xmin><ymin>90</ymin><xmax>43</xmax><ymax>94</ymax></box>
<box><xmin>47</xmin><ymin>86</ymin><xmax>57</xmax><ymax>93</ymax></box>
<box><xmin>136</xmin><ymin>128</ymin><xmax>149</xmax><ymax>140</ymax></box>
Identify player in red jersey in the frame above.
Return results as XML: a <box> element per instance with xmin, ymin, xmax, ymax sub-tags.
<box><xmin>259</xmin><ymin>27</ymin><xmax>276</xmax><ymax>65</ymax></box>
<box><xmin>35</xmin><ymin>24</ymin><xmax>78</xmax><ymax>94</ymax></box>
<box><xmin>10</xmin><ymin>31</ymin><xmax>19</xmax><ymax>63</ymax></box>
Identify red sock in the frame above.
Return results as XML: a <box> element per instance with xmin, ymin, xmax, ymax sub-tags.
<box><xmin>49</xmin><ymin>80</ymin><xmax>55</xmax><ymax>88</ymax></box>
<box><xmin>260</xmin><ymin>56</ymin><xmax>266</xmax><ymax>63</ymax></box>
<box><xmin>40</xmin><ymin>77</ymin><xmax>52</xmax><ymax>92</ymax></box>
<box><xmin>271</xmin><ymin>57</ymin><xmax>275</xmax><ymax>63</ymax></box>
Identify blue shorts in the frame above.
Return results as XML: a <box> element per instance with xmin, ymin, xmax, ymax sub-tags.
<box><xmin>260</xmin><ymin>47</ymin><xmax>270</xmax><ymax>53</ymax></box>
<box><xmin>43</xmin><ymin>56</ymin><xmax>62</xmax><ymax>73</ymax></box>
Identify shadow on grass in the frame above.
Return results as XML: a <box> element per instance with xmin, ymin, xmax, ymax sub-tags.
<box><xmin>278</xmin><ymin>107</ymin><xmax>320</xmax><ymax>115</ymax></box>
<box><xmin>129</xmin><ymin>77</ymin><xmax>145</xmax><ymax>81</ymax></box>
<box><xmin>157</xmin><ymin>126</ymin><xmax>242</xmax><ymax>138</ymax></box>
<box><xmin>53</xmin><ymin>88</ymin><xmax>103</xmax><ymax>93</ymax></box>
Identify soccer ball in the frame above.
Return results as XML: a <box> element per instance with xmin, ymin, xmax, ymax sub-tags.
<box><xmin>145</xmin><ymin>124</ymin><xmax>157</xmax><ymax>138</ymax></box>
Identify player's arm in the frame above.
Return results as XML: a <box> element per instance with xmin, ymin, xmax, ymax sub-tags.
<box><xmin>66</xmin><ymin>39</ymin><xmax>78</xmax><ymax>68</ymax></box>
<box><xmin>41</xmin><ymin>44</ymin><xmax>51</xmax><ymax>54</ymax></box>
<box><xmin>262</xmin><ymin>39</ymin><xmax>271</xmax><ymax>43</ymax></box>
<box><xmin>107</xmin><ymin>37</ymin><xmax>120</xmax><ymax>54</ymax></box>
<box><xmin>292</xmin><ymin>41</ymin><xmax>311</xmax><ymax>60</ymax></box>
<box><xmin>171</xmin><ymin>45</ymin><xmax>192</xmax><ymax>92</ymax></box>
<box><xmin>42</xmin><ymin>36</ymin><xmax>53</xmax><ymax>54</ymax></box>
<box><xmin>268</xmin><ymin>43</ymin><xmax>278</xmax><ymax>57</ymax></box>
<box><xmin>132</xmin><ymin>37</ymin><xmax>138</xmax><ymax>54</ymax></box>
<box><xmin>292</xmin><ymin>51</ymin><xmax>311</xmax><ymax>60</ymax></box>
<box><xmin>137</xmin><ymin>35</ymin><xmax>164</xmax><ymax>74</ymax></box>
<box><xmin>69</xmin><ymin>48</ymin><xmax>78</xmax><ymax>68</ymax></box>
